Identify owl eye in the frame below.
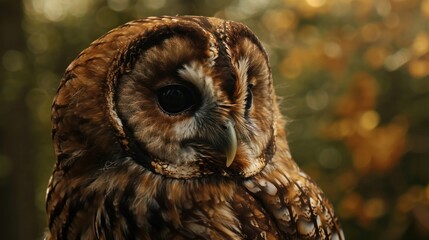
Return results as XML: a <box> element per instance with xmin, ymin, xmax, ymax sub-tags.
<box><xmin>245</xmin><ymin>84</ymin><xmax>253</xmax><ymax>110</ymax></box>
<box><xmin>157</xmin><ymin>84</ymin><xmax>198</xmax><ymax>114</ymax></box>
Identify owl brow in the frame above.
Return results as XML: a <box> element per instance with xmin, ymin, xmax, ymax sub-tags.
<box><xmin>177</xmin><ymin>61</ymin><xmax>216</xmax><ymax>104</ymax></box>
<box><xmin>231</xmin><ymin>57</ymin><xmax>250</xmax><ymax>112</ymax></box>
<box><xmin>237</xmin><ymin>58</ymin><xmax>250</xmax><ymax>85</ymax></box>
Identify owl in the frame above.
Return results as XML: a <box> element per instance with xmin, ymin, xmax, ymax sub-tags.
<box><xmin>45</xmin><ymin>16</ymin><xmax>344</xmax><ymax>239</ymax></box>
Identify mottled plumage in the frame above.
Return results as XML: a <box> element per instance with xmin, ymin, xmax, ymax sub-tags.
<box><xmin>46</xmin><ymin>16</ymin><xmax>344</xmax><ymax>239</ymax></box>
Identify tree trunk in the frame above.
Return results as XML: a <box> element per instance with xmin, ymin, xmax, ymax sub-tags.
<box><xmin>0</xmin><ymin>0</ymin><xmax>39</xmax><ymax>239</ymax></box>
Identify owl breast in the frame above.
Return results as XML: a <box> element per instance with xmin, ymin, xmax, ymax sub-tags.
<box><xmin>46</xmin><ymin>16</ymin><xmax>343</xmax><ymax>240</ymax></box>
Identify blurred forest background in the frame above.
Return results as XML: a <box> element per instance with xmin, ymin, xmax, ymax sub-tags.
<box><xmin>1</xmin><ymin>0</ymin><xmax>429</xmax><ymax>239</ymax></box>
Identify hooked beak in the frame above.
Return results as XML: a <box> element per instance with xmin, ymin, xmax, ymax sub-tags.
<box><xmin>223</xmin><ymin>120</ymin><xmax>237</xmax><ymax>168</ymax></box>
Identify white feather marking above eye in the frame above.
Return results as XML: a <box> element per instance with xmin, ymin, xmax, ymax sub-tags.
<box><xmin>233</xmin><ymin>57</ymin><xmax>250</xmax><ymax>107</ymax></box>
<box><xmin>178</xmin><ymin>61</ymin><xmax>215</xmax><ymax>101</ymax></box>
<box><xmin>237</xmin><ymin>58</ymin><xmax>250</xmax><ymax>85</ymax></box>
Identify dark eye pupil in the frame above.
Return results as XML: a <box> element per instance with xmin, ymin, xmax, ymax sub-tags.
<box><xmin>157</xmin><ymin>85</ymin><xmax>196</xmax><ymax>114</ymax></box>
<box><xmin>245</xmin><ymin>84</ymin><xmax>253</xmax><ymax>110</ymax></box>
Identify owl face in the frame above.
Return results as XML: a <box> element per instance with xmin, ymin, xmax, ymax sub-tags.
<box><xmin>105</xmin><ymin>17</ymin><xmax>276</xmax><ymax>178</ymax></box>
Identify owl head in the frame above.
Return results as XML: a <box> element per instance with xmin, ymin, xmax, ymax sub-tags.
<box><xmin>49</xmin><ymin>17</ymin><xmax>344</xmax><ymax>240</ymax></box>
<box><xmin>52</xmin><ymin>16</ymin><xmax>280</xmax><ymax>179</ymax></box>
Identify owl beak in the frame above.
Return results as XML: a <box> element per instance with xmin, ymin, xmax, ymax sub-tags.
<box><xmin>224</xmin><ymin>120</ymin><xmax>237</xmax><ymax>168</ymax></box>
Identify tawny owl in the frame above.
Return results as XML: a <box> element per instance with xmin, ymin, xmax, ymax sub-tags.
<box><xmin>46</xmin><ymin>16</ymin><xmax>344</xmax><ymax>239</ymax></box>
